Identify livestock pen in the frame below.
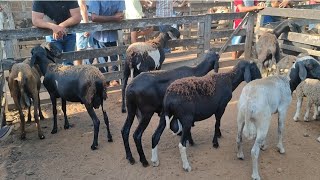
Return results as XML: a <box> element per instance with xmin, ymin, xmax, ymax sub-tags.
<box><xmin>0</xmin><ymin>1</ymin><xmax>320</xmax><ymax>179</ymax></box>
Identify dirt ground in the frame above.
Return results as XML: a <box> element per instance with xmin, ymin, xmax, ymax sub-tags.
<box><xmin>0</xmin><ymin>83</ymin><xmax>320</xmax><ymax>180</ymax></box>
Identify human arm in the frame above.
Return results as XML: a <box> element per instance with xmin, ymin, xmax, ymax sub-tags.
<box><xmin>237</xmin><ymin>4</ymin><xmax>264</xmax><ymax>12</ymax></box>
<box><xmin>89</xmin><ymin>1</ymin><xmax>124</xmax><ymax>22</ymax></box>
<box><xmin>78</xmin><ymin>0</ymin><xmax>90</xmax><ymax>37</ymax></box>
<box><xmin>58</xmin><ymin>7</ymin><xmax>81</xmax><ymax>28</ymax></box>
<box><xmin>278</xmin><ymin>0</ymin><xmax>291</xmax><ymax>8</ymax></box>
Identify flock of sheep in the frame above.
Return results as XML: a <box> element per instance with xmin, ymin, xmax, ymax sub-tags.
<box><xmin>7</xmin><ymin>20</ymin><xmax>320</xmax><ymax>180</ymax></box>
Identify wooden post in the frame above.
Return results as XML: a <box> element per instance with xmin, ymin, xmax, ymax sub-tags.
<box><xmin>203</xmin><ymin>14</ymin><xmax>212</xmax><ymax>51</ymax></box>
<box><xmin>244</xmin><ymin>12</ymin><xmax>255</xmax><ymax>59</ymax></box>
<box><xmin>197</xmin><ymin>20</ymin><xmax>205</xmax><ymax>59</ymax></box>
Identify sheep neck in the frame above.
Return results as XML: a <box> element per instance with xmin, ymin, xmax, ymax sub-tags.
<box><xmin>229</xmin><ymin>64</ymin><xmax>244</xmax><ymax>91</ymax></box>
<box><xmin>272</xmin><ymin>23</ymin><xmax>290</xmax><ymax>38</ymax></box>
<box><xmin>288</xmin><ymin>67</ymin><xmax>302</xmax><ymax>93</ymax></box>
<box><xmin>38</xmin><ymin>60</ymin><xmax>51</xmax><ymax>75</ymax></box>
<box><xmin>193</xmin><ymin>59</ymin><xmax>215</xmax><ymax>76</ymax></box>
<box><xmin>152</xmin><ymin>33</ymin><xmax>168</xmax><ymax>48</ymax></box>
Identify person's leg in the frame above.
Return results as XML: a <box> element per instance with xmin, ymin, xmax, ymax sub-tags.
<box><xmin>93</xmin><ymin>38</ymin><xmax>108</xmax><ymax>73</ymax></box>
<box><xmin>62</xmin><ymin>34</ymin><xmax>76</xmax><ymax>65</ymax></box>
<box><xmin>75</xmin><ymin>32</ymin><xmax>86</xmax><ymax>65</ymax></box>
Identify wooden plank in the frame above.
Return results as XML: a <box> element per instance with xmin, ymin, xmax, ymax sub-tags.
<box><xmin>279</xmin><ymin>43</ymin><xmax>320</xmax><ymax>57</ymax></box>
<box><xmin>204</xmin><ymin>14</ymin><xmax>212</xmax><ymax>51</ymax></box>
<box><xmin>0</xmin><ymin>13</ymin><xmax>246</xmax><ymax>40</ymax></box>
<box><xmin>259</xmin><ymin>7</ymin><xmax>320</xmax><ymax>20</ymax></box>
<box><xmin>218</xmin><ymin>12</ymin><xmax>249</xmax><ymax>55</ymax></box>
<box><xmin>212</xmin><ymin>29</ymin><xmax>246</xmax><ymax>39</ymax></box>
<box><xmin>279</xmin><ymin>32</ymin><xmax>320</xmax><ymax>47</ymax></box>
<box><xmin>244</xmin><ymin>12</ymin><xmax>255</xmax><ymax>59</ymax></box>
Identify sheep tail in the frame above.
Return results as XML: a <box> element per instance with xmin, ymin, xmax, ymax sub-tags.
<box><xmin>93</xmin><ymin>81</ymin><xmax>104</xmax><ymax>109</ymax></box>
<box><xmin>14</xmin><ymin>72</ymin><xmax>31</xmax><ymax>108</ymax></box>
<box><xmin>243</xmin><ymin>104</ymin><xmax>256</xmax><ymax>140</ymax></box>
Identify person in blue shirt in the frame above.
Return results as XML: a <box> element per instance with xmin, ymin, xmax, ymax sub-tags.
<box><xmin>88</xmin><ymin>1</ymin><xmax>125</xmax><ymax>86</ymax></box>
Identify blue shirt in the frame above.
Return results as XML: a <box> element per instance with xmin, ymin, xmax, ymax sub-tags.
<box><xmin>88</xmin><ymin>1</ymin><xmax>125</xmax><ymax>42</ymax></box>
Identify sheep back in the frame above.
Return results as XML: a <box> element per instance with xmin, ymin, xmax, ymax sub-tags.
<box><xmin>46</xmin><ymin>64</ymin><xmax>107</xmax><ymax>105</ymax></box>
<box><xmin>296</xmin><ymin>78</ymin><xmax>320</xmax><ymax>105</ymax></box>
<box><xmin>166</xmin><ymin>72</ymin><xmax>232</xmax><ymax>101</ymax></box>
<box><xmin>256</xmin><ymin>32</ymin><xmax>279</xmax><ymax>62</ymax></box>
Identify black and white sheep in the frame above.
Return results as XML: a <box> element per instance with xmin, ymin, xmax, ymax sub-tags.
<box><xmin>121</xmin><ymin>26</ymin><xmax>180</xmax><ymax>113</ymax></box>
<box><xmin>293</xmin><ymin>78</ymin><xmax>320</xmax><ymax>122</ymax></box>
<box><xmin>236</xmin><ymin>56</ymin><xmax>320</xmax><ymax>180</ymax></box>
<box><xmin>8</xmin><ymin>48</ymin><xmax>45</xmax><ymax>139</ymax></box>
<box><xmin>121</xmin><ymin>51</ymin><xmax>220</xmax><ymax>167</ymax></box>
<box><xmin>30</xmin><ymin>42</ymin><xmax>112</xmax><ymax>150</ymax></box>
<box><xmin>255</xmin><ymin>19</ymin><xmax>300</xmax><ymax>75</ymax></box>
<box><xmin>152</xmin><ymin>60</ymin><xmax>261</xmax><ymax>172</ymax></box>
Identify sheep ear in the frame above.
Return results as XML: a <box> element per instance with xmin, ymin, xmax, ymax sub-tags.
<box><xmin>298</xmin><ymin>62</ymin><xmax>307</xmax><ymax>81</ymax></box>
<box><xmin>244</xmin><ymin>65</ymin><xmax>251</xmax><ymax>83</ymax></box>
<box><xmin>214</xmin><ymin>60</ymin><xmax>219</xmax><ymax>73</ymax></box>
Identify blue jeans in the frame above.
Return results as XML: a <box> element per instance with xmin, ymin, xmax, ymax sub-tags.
<box><xmin>93</xmin><ymin>39</ymin><xmax>119</xmax><ymax>73</ymax></box>
<box><xmin>45</xmin><ymin>34</ymin><xmax>76</xmax><ymax>65</ymax></box>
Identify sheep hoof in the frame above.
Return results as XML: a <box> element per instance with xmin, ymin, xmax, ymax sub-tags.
<box><xmin>293</xmin><ymin>116</ymin><xmax>299</xmax><ymax>122</ymax></box>
<box><xmin>277</xmin><ymin>145</ymin><xmax>285</xmax><ymax>154</ymax></box>
<box><xmin>252</xmin><ymin>174</ymin><xmax>261</xmax><ymax>180</ymax></box>
<box><xmin>212</xmin><ymin>142</ymin><xmax>219</xmax><ymax>148</ymax></box>
<box><xmin>152</xmin><ymin>160</ymin><xmax>160</xmax><ymax>167</ymax></box>
<box><xmin>127</xmin><ymin>157</ymin><xmax>136</xmax><ymax>165</ymax></box>
<box><xmin>121</xmin><ymin>108</ymin><xmax>127</xmax><ymax>113</ymax></box>
<box><xmin>141</xmin><ymin>160</ymin><xmax>149</xmax><ymax>167</ymax></box>
<box><xmin>183</xmin><ymin>165</ymin><xmax>192</xmax><ymax>172</ymax></box>
<box><xmin>51</xmin><ymin>129</ymin><xmax>57</xmax><ymax>134</ymax></box>
<box><xmin>304</xmin><ymin>118</ymin><xmax>310</xmax><ymax>122</ymax></box>
<box><xmin>237</xmin><ymin>152</ymin><xmax>244</xmax><ymax>160</ymax></box>
<box><xmin>107</xmin><ymin>137</ymin><xmax>113</xmax><ymax>142</ymax></box>
<box><xmin>64</xmin><ymin>124</ymin><xmax>70</xmax><ymax>129</ymax></box>
<box><xmin>260</xmin><ymin>144</ymin><xmax>267</xmax><ymax>151</ymax></box>
<box><xmin>39</xmin><ymin>134</ymin><xmax>45</xmax><ymax>140</ymax></box>
<box><xmin>20</xmin><ymin>133</ymin><xmax>26</xmax><ymax>140</ymax></box>
<box><xmin>217</xmin><ymin>132</ymin><xmax>222</xmax><ymax>138</ymax></box>
<box><xmin>91</xmin><ymin>145</ymin><xmax>98</xmax><ymax>150</ymax></box>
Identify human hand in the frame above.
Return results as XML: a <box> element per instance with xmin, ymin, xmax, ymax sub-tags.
<box><xmin>84</xmin><ymin>32</ymin><xmax>90</xmax><ymax>37</ymax></box>
<box><xmin>256</xmin><ymin>5</ymin><xmax>265</xmax><ymax>10</ymax></box>
<box><xmin>257</xmin><ymin>2</ymin><xmax>266</xmax><ymax>7</ymax></box>
<box><xmin>114</xmin><ymin>13</ymin><xmax>124</xmax><ymax>22</ymax></box>
<box><xmin>279</xmin><ymin>0</ymin><xmax>290</xmax><ymax>8</ymax></box>
<box><xmin>51</xmin><ymin>24</ymin><xmax>66</xmax><ymax>40</ymax></box>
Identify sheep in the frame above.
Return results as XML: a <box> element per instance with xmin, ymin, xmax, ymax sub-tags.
<box><xmin>8</xmin><ymin>50</ymin><xmax>45</xmax><ymax>139</ymax></box>
<box><xmin>255</xmin><ymin>19</ymin><xmax>300</xmax><ymax>76</ymax></box>
<box><xmin>236</xmin><ymin>56</ymin><xmax>320</xmax><ymax>180</ymax></box>
<box><xmin>30</xmin><ymin>42</ymin><xmax>112</xmax><ymax>150</ymax></box>
<box><xmin>275</xmin><ymin>55</ymin><xmax>297</xmax><ymax>75</ymax></box>
<box><xmin>154</xmin><ymin>60</ymin><xmax>261</xmax><ymax>172</ymax></box>
<box><xmin>293</xmin><ymin>78</ymin><xmax>320</xmax><ymax>122</ymax></box>
<box><xmin>121</xmin><ymin>26</ymin><xmax>180</xmax><ymax>113</ymax></box>
<box><xmin>121</xmin><ymin>50</ymin><xmax>220</xmax><ymax>167</ymax></box>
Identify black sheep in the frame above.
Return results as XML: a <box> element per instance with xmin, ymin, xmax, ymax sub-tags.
<box><xmin>121</xmin><ymin>50</ymin><xmax>220</xmax><ymax>167</ymax></box>
<box><xmin>152</xmin><ymin>60</ymin><xmax>261</xmax><ymax>172</ymax></box>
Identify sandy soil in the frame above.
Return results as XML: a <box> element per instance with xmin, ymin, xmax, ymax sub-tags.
<box><xmin>0</xmin><ymin>84</ymin><xmax>320</xmax><ymax>180</ymax></box>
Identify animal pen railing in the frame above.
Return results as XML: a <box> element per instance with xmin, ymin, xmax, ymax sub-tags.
<box><xmin>1</xmin><ymin>4</ymin><xmax>320</xmax><ymax>121</ymax></box>
<box><xmin>0</xmin><ymin>12</ymin><xmax>249</xmax><ymax>110</ymax></box>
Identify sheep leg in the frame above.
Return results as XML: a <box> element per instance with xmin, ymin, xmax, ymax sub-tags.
<box><xmin>133</xmin><ymin>112</ymin><xmax>153</xmax><ymax>167</ymax></box>
<box><xmin>277</xmin><ymin>110</ymin><xmax>287</xmax><ymax>154</ymax></box>
<box><xmin>50</xmin><ymin>95</ymin><xmax>58</xmax><ymax>134</ymax></box>
<box><xmin>38</xmin><ymin>94</ymin><xmax>45</xmax><ymax>120</ymax></box>
<box><xmin>304</xmin><ymin>98</ymin><xmax>311</xmax><ymax>122</ymax></box>
<box><xmin>33</xmin><ymin>94</ymin><xmax>45</xmax><ymax>139</ymax></box>
<box><xmin>27</xmin><ymin>106</ymin><xmax>32</xmax><ymax>124</ymax></box>
<box><xmin>213</xmin><ymin>108</ymin><xmax>226</xmax><ymax>148</ymax></box>
<box><xmin>121</xmin><ymin>101</ymin><xmax>137</xmax><ymax>165</ymax></box>
<box><xmin>251</xmin><ymin>117</ymin><xmax>270</xmax><ymax>180</ymax></box>
<box><xmin>236</xmin><ymin>112</ymin><xmax>245</xmax><ymax>160</ymax></box>
<box><xmin>101</xmin><ymin>105</ymin><xmax>113</xmax><ymax>142</ymax></box>
<box><xmin>61</xmin><ymin>99</ymin><xmax>70</xmax><ymax>129</ymax></box>
<box><xmin>312</xmin><ymin>104</ymin><xmax>318</xmax><ymax>120</ymax></box>
<box><xmin>188</xmin><ymin>131</ymin><xmax>195</xmax><ymax>146</ymax></box>
<box><xmin>151</xmin><ymin>114</ymin><xmax>166</xmax><ymax>167</ymax></box>
<box><xmin>179</xmin><ymin>124</ymin><xmax>192</xmax><ymax>172</ymax></box>
<box><xmin>85</xmin><ymin>105</ymin><xmax>100</xmax><ymax>150</ymax></box>
<box><xmin>293</xmin><ymin>96</ymin><xmax>302</xmax><ymax>122</ymax></box>
<box><xmin>12</xmin><ymin>96</ymin><xmax>26</xmax><ymax>140</ymax></box>
<box><xmin>121</xmin><ymin>75</ymin><xmax>129</xmax><ymax>113</ymax></box>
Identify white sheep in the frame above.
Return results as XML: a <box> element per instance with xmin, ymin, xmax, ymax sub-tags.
<box><xmin>293</xmin><ymin>78</ymin><xmax>320</xmax><ymax>122</ymax></box>
<box><xmin>236</xmin><ymin>56</ymin><xmax>320</xmax><ymax>180</ymax></box>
